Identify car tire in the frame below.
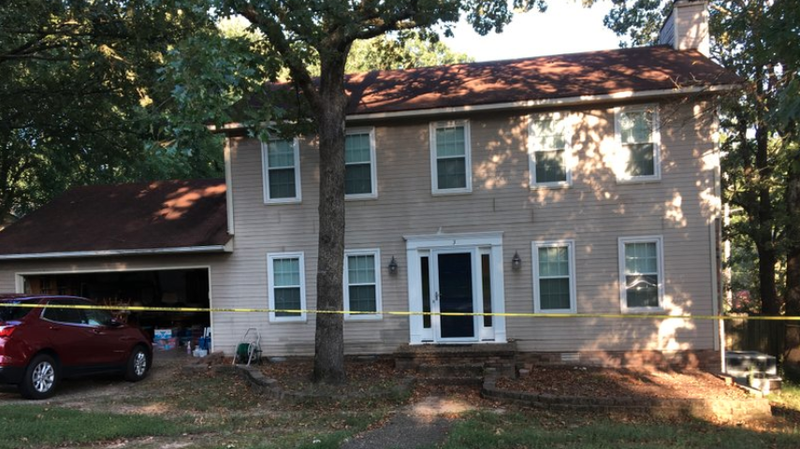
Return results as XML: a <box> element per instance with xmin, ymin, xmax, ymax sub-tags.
<box><xmin>125</xmin><ymin>345</ymin><xmax>149</xmax><ymax>382</ymax></box>
<box><xmin>19</xmin><ymin>354</ymin><xmax>59</xmax><ymax>400</ymax></box>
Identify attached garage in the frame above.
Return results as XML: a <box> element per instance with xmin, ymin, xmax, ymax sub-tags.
<box><xmin>0</xmin><ymin>179</ymin><xmax>231</xmax><ymax>349</ymax></box>
<box><xmin>19</xmin><ymin>267</ymin><xmax>212</xmax><ymax>332</ymax></box>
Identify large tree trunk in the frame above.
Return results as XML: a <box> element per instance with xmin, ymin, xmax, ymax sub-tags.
<box><xmin>754</xmin><ymin>119</ymin><xmax>781</xmax><ymax>315</ymax></box>
<box><xmin>312</xmin><ymin>49</ymin><xmax>349</xmax><ymax>384</ymax></box>
<box><xmin>757</xmin><ymin>243</ymin><xmax>780</xmax><ymax>314</ymax></box>
<box><xmin>784</xmin><ymin>160</ymin><xmax>800</xmax><ymax>361</ymax></box>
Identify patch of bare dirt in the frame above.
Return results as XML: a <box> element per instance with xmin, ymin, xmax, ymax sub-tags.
<box><xmin>259</xmin><ymin>357</ymin><xmax>400</xmax><ymax>394</ymax></box>
<box><xmin>496</xmin><ymin>366</ymin><xmax>751</xmax><ymax>400</ymax></box>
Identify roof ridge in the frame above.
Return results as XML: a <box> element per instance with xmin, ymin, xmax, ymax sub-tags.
<box><xmin>344</xmin><ymin>44</ymin><xmax>677</xmax><ymax>79</ymax></box>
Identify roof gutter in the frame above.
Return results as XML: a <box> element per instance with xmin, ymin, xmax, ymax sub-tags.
<box><xmin>345</xmin><ymin>84</ymin><xmax>739</xmax><ymax>122</ymax></box>
<box><xmin>215</xmin><ymin>84</ymin><xmax>739</xmax><ymax>131</ymax></box>
<box><xmin>0</xmin><ymin>243</ymin><xmax>232</xmax><ymax>261</ymax></box>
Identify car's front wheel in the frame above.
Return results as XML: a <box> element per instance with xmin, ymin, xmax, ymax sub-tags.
<box><xmin>19</xmin><ymin>354</ymin><xmax>59</xmax><ymax>400</ymax></box>
<box><xmin>125</xmin><ymin>345</ymin><xmax>149</xmax><ymax>382</ymax></box>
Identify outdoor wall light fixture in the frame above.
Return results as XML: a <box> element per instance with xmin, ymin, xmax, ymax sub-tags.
<box><xmin>511</xmin><ymin>251</ymin><xmax>522</xmax><ymax>271</ymax></box>
<box><xmin>388</xmin><ymin>256</ymin><xmax>398</xmax><ymax>274</ymax></box>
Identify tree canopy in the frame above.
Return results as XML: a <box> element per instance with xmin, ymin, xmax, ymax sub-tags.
<box><xmin>0</xmin><ymin>1</ymin><xmax>473</xmax><ymax>225</ymax></box>
<box><xmin>0</xmin><ymin>1</ymin><xmax>227</xmax><ymax>219</ymax></box>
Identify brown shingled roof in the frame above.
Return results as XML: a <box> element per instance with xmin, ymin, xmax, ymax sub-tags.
<box><xmin>0</xmin><ymin>179</ymin><xmax>229</xmax><ymax>257</ymax></box>
<box><xmin>342</xmin><ymin>45</ymin><xmax>739</xmax><ymax>115</ymax></box>
<box><xmin>240</xmin><ymin>46</ymin><xmax>739</xmax><ymax>125</ymax></box>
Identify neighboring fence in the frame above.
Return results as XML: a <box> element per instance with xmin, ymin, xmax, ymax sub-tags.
<box><xmin>725</xmin><ymin>318</ymin><xmax>787</xmax><ymax>357</ymax></box>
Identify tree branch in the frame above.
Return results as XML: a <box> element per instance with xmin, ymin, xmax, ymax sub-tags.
<box><xmin>235</xmin><ymin>3</ymin><xmax>321</xmax><ymax>113</ymax></box>
<box><xmin>349</xmin><ymin>1</ymin><xmax>420</xmax><ymax>41</ymax></box>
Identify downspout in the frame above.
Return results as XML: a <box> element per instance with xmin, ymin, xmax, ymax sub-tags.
<box><xmin>713</xmin><ymin>103</ymin><xmax>726</xmax><ymax>374</ymax></box>
<box><xmin>224</xmin><ymin>136</ymin><xmax>235</xmax><ymax>236</ymax></box>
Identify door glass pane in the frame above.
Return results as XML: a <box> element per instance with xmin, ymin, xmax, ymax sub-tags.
<box><xmin>481</xmin><ymin>254</ymin><xmax>492</xmax><ymax>328</ymax></box>
<box><xmin>438</xmin><ymin>253</ymin><xmax>474</xmax><ymax>339</ymax></box>
<box><xmin>421</xmin><ymin>256</ymin><xmax>431</xmax><ymax>329</ymax></box>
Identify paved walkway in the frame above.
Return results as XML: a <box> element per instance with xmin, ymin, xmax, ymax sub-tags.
<box><xmin>341</xmin><ymin>396</ymin><xmax>475</xmax><ymax>449</ymax></box>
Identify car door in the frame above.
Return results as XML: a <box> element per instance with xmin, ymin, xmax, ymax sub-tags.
<box><xmin>40</xmin><ymin>299</ymin><xmax>95</xmax><ymax>368</ymax></box>
<box><xmin>83</xmin><ymin>306</ymin><xmax>132</xmax><ymax>366</ymax></box>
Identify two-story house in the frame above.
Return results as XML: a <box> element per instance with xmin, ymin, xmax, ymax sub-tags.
<box><xmin>0</xmin><ymin>1</ymin><xmax>738</xmax><ymax>367</ymax></box>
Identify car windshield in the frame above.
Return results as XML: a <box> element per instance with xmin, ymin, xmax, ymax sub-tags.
<box><xmin>0</xmin><ymin>300</ymin><xmax>35</xmax><ymax>322</ymax></box>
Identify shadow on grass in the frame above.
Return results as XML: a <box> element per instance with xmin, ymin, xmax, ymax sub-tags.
<box><xmin>441</xmin><ymin>410</ymin><xmax>800</xmax><ymax>449</ymax></box>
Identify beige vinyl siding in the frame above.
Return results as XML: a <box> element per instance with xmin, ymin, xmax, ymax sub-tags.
<box><xmin>0</xmin><ymin>100</ymin><xmax>717</xmax><ymax>356</ymax></box>
<box><xmin>212</xmin><ymin>99</ymin><xmax>719</xmax><ymax>356</ymax></box>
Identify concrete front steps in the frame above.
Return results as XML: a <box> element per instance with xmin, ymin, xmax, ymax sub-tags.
<box><xmin>394</xmin><ymin>342</ymin><xmax>517</xmax><ymax>385</ymax></box>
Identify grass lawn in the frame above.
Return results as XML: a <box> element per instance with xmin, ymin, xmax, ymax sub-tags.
<box><xmin>0</xmin><ymin>404</ymin><xmax>184</xmax><ymax>449</ymax></box>
<box><xmin>0</xmin><ymin>364</ymin><xmax>398</xmax><ymax>449</ymax></box>
<box><xmin>443</xmin><ymin>410</ymin><xmax>800</xmax><ymax>449</ymax></box>
<box><xmin>3</xmin><ymin>361</ymin><xmax>800</xmax><ymax>448</ymax></box>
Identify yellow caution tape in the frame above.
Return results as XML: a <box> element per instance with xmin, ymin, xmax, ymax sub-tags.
<box><xmin>0</xmin><ymin>301</ymin><xmax>798</xmax><ymax>320</ymax></box>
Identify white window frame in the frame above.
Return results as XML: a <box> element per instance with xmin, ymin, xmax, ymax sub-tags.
<box><xmin>618</xmin><ymin>236</ymin><xmax>665</xmax><ymax>313</ymax></box>
<box><xmin>343</xmin><ymin>248</ymin><xmax>382</xmax><ymax>321</ymax></box>
<box><xmin>261</xmin><ymin>138</ymin><xmax>302</xmax><ymax>204</ymax></box>
<box><xmin>532</xmin><ymin>240</ymin><xmax>577</xmax><ymax>314</ymax></box>
<box><xmin>430</xmin><ymin>120</ymin><xmax>472</xmax><ymax>195</ymax></box>
<box><xmin>345</xmin><ymin>127</ymin><xmax>378</xmax><ymax>200</ymax></box>
<box><xmin>267</xmin><ymin>252</ymin><xmax>307</xmax><ymax>323</ymax></box>
<box><xmin>528</xmin><ymin>112</ymin><xmax>573</xmax><ymax>189</ymax></box>
<box><xmin>614</xmin><ymin>105</ymin><xmax>661</xmax><ymax>183</ymax></box>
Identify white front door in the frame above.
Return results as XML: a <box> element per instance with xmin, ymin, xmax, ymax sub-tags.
<box><xmin>406</xmin><ymin>232</ymin><xmax>507</xmax><ymax>345</ymax></box>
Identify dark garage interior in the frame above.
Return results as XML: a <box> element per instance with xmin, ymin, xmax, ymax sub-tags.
<box><xmin>22</xmin><ymin>268</ymin><xmax>211</xmax><ymax>341</ymax></box>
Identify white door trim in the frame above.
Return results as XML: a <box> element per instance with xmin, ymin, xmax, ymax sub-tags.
<box><xmin>405</xmin><ymin>231</ymin><xmax>506</xmax><ymax>345</ymax></box>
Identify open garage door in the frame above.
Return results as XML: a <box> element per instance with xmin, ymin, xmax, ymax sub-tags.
<box><xmin>21</xmin><ymin>268</ymin><xmax>211</xmax><ymax>345</ymax></box>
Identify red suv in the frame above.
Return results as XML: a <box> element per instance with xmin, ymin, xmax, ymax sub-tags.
<box><xmin>0</xmin><ymin>294</ymin><xmax>152</xmax><ymax>399</ymax></box>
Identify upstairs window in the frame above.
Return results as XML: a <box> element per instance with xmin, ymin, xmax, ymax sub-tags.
<box><xmin>430</xmin><ymin>121</ymin><xmax>471</xmax><ymax>194</ymax></box>
<box><xmin>615</xmin><ymin>106</ymin><xmax>660</xmax><ymax>182</ymax></box>
<box><xmin>345</xmin><ymin>128</ymin><xmax>377</xmax><ymax>199</ymax></box>
<box><xmin>344</xmin><ymin>249</ymin><xmax>382</xmax><ymax>320</ymax></box>
<box><xmin>618</xmin><ymin>236</ymin><xmax>664</xmax><ymax>312</ymax></box>
<box><xmin>262</xmin><ymin>139</ymin><xmax>301</xmax><ymax>203</ymax></box>
<box><xmin>528</xmin><ymin>113</ymin><xmax>572</xmax><ymax>188</ymax></box>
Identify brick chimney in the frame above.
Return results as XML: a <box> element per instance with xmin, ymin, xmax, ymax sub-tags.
<box><xmin>658</xmin><ymin>0</ymin><xmax>710</xmax><ymax>56</ymax></box>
